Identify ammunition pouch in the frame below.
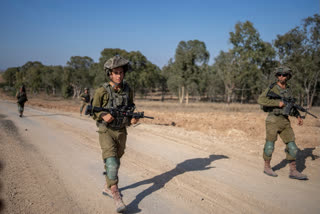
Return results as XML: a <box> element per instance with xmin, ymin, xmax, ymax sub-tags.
<box><xmin>17</xmin><ymin>96</ymin><xmax>28</xmax><ymax>104</ymax></box>
<box><xmin>108</xmin><ymin>116</ymin><xmax>131</xmax><ymax>129</ymax></box>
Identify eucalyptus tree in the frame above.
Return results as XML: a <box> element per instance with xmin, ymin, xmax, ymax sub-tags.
<box><xmin>213</xmin><ymin>50</ymin><xmax>237</xmax><ymax>103</ymax></box>
<box><xmin>42</xmin><ymin>66</ymin><xmax>63</xmax><ymax>95</ymax></box>
<box><xmin>3</xmin><ymin>67</ymin><xmax>19</xmax><ymax>87</ymax></box>
<box><xmin>229</xmin><ymin>21</ymin><xmax>276</xmax><ymax>102</ymax></box>
<box><xmin>65</xmin><ymin>56</ymin><xmax>94</xmax><ymax>98</ymax></box>
<box><xmin>166</xmin><ymin>40</ymin><xmax>209</xmax><ymax>104</ymax></box>
<box><xmin>274</xmin><ymin>14</ymin><xmax>320</xmax><ymax>107</ymax></box>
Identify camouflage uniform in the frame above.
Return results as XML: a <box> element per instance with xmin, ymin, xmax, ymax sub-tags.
<box><xmin>258</xmin><ymin>83</ymin><xmax>298</xmax><ymax>160</ymax></box>
<box><xmin>16</xmin><ymin>86</ymin><xmax>28</xmax><ymax>117</ymax></box>
<box><xmin>92</xmin><ymin>56</ymin><xmax>134</xmax><ymax>181</ymax></box>
<box><xmin>92</xmin><ymin>55</ymin><xmax>134</xmax><ymax>212</ymax></box>
<box><xmin>80</xmin><ymin>90</ymin><xmax>90</xmax><ymax>115</ymax></box>
<box><xmin>258</xmin><ymin>67</ymin><xmax>307</xmax><ymax>180</ymax></box>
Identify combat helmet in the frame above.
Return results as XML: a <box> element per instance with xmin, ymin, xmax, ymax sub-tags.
<box><xmin>274</xmin><ymin>66</ymin><xmax>292</xmax><ymax>80</ymax></box>
<box><xmin>104</xmin><ymin>55</ymin><xmax>131</xmax><ymax>76</ymax></box>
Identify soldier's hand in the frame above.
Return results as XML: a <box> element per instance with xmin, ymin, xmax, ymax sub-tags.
<box><xmin>297</xmin><ymin>117</ymin><xmax>303</xmax><ymax>126</ymax></box>
<box><xmin>101</xmin><ymin>113</ymin><xmax>114</xmax><ymax>123</ymax></box>
<box><xmin>131</xmin><ymin>118</ymin><xmax>139</xmax><ymax>124</ymax></box>
<box><xmin>279</xmin><ymin>101</ymin><xmax>285</xmax><ymax>108</ymax></box>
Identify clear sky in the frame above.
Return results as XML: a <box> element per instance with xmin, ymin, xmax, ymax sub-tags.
<box><xmin>0</xmin><ymin>0</ymin><xmax>318</xmax><ymax>70</ymax></box>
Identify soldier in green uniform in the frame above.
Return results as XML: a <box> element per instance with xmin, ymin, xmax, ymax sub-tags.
<box><xmin>79</xmin><ymin>88</ymin><xmax>90</xmax><ymax>116</ymax></box>
<box><xmin>16</xmin><ymin>85</ymin><xmax>28</xmax><ymax>117</ymax></box>
<box><xmin>258</xmin><ymin>67</ymin><xmax>307</xmax><ymax>180</ymax></box>
<box><xmin>91</xmin><ymin>55</ymin><xmax>139</xmax><ymax>213</ymax></box>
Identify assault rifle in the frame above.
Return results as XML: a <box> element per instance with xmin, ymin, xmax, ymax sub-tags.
<box><xmin>84</xmin><ymin>105</ymin><xmax>154</xmax><ymax>120</ymax></box>
<box><xmin>267</xmin><ymin>91</ymin><xmax>318</xmax><ymax>119</ymax></box>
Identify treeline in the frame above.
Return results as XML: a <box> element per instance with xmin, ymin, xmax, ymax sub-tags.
<box><xmin>2</xmin><ymin>14</ymin><xmax>320</xmax><ymax>106</ymax></box>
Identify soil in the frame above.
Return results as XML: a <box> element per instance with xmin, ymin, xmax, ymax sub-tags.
<box><xmin>0</xmin><ymin>92</ymin><xmax>319</xmax><ymax>214</ymax></box>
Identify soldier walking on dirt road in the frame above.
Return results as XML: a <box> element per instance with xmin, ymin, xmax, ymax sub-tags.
<box><xmin>91</xmin><ymin>55</ymin><xmax>139</xmax><ymax>213</ymax></box>
<box><xmin>79</xmin><ymin>88</ymin><xmax>90</xmax><ymax>116</ymax></box>
<box><xmin>16</xmin><ymin>85</ymin><xmax>28</xmax><ymax>118</ymax></box>
<box><xmin>258</xmin><ymin>66</ymin><xmax>308</xmax><ymax>180</ymax></box>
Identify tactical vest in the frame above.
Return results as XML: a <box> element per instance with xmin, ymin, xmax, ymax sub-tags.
<box><xmin>263</xmin><ymin>83</ymin><xmax>294</xmax><ymax>116</ymax></box>
<box><xmin>17</xmin><ymin>92</ymin><xmax>28</xmax><ymax>104</ymax></box>
<box><xmin>102</xmin><ymin>82</ymin><xmax>132</xmax><ymax>129</ymax></box>
<box><xmin>82</xmin><ymin>93</ymin><xmax>90</xmax><ymax>103</ymax></box>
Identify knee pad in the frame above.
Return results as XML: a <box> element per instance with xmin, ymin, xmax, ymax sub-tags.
<box><xmin>287</xmin><ymin>142</ymin><xmax>298</xmax><ymax>159</ymax></box>
<box><xmin>105</xmin><ymin>157</ymin><xmax>120</xmax><ymax>180</ymax></box>
<box><xmin>264</xmin><ymin>141</ymin><xmax>274</xmax><ymax>157</ymax></box>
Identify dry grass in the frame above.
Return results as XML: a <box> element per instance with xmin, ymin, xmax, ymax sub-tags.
<box><xmin>1</xmin><ymin>90</ymin><xmax>319</xmax><ymax>147</ymax></box>
<box><xmin>135</xmin><ymin>100</ymin><xmax>261</xmax><ymax>113</ymax></box>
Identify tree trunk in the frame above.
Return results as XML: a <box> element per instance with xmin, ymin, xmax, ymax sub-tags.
<box><xmin>161</xmin><ymin>88</ymin><xmax>165</xmax><ymax>102</ymax></box>
<box><xmin>240</xmin><ymin>85</ymin><xmax>245</xmax><ymax>104</ymax></box>
<box><xmin>179</xmin><ymin>86</ymin><xmax>185</xmax><ymax>104</ymax></box>
<box><xmin>186</xmin><ymin>88</ymin><xmax>189</xmax><ymax>104</ymax></box>
<box><xmin>52</xmin><ymin>86</ymin><xmax>56</xmax><ymax>96</ymax></box>
<box><xmin>72</xmin><ymin>86</ymin><xmax>77</xmax><ymax>99</ymax></box>
<box><xmin>309</xmin><ymin>71</ymin><xmax>319</xmax><ymax>108</ymax></box>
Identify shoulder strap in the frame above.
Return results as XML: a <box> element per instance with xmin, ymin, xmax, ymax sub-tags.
<box><xmin>102</xmin><ymin>83</ymin><xmax>113</xmax><ymax>107</ymax></box>
<box><xmin>266</xmin><ymin>82</ymin><xmax>277</xmax><ymax>96</ymax></box>
<box><xmin>269</xmin><ymin>82</ymin><xmax>277</xmax><ymax>89</ymax></box>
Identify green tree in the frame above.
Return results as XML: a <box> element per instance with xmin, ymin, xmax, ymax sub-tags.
<box><xmin>3</xmin><ymin>67</ymin><xmax>19</xmax><ymax>87</ymax></box>
<box><xmin>213</xmin><ymin>50</ymin><xmax>237</xmax><ymax>103</ymax></box>
<box><xmin>65</xmin><ymin>56</ymin><xmax>94</xmax><ymax>98</ymax></box>
<box><xmin>228</xmin><ymin>21</ymin><xmax>277</xmax><ymax>103</ymax></box>
<box><xmin>166</xmin><ymin>40</ymin><xmax>210</xmax><ymax>104</ymax></box>
<box><xmin>274</xmin><ymin>14</ymin><xmax>320</xmax><ymax>107</ymax></box>
<box><xmin>42</xmin><ymin>66</ymin><xmax>63</xmax><ymax>95</ymax></box>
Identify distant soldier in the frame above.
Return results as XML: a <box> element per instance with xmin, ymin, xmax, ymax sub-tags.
<box><xmin>80</xmin><ymin>88</ymin><xmax>90</xmax><ymax>116</ymax></box>
<box><xmin>91</xmin><ymin>55</ymin><xmax>139</xmax><ymax>213</ymax></box>
<box><xmin>258</xmin><ymin>66</ymin><xmax>307</xmax><ymax>180</ymax></box>
<box><xmin>16</xmin><ymin>85</ymin><xmax>28</xmax><ymax>117</ymax></box>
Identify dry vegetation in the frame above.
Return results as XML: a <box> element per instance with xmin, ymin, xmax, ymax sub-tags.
<box><xmin>1</xmin><ymin>91</ymin><xmax>319</xmax><ymax>148</ymax></box>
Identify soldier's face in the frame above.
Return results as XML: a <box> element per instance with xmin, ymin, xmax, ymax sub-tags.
<box><xmin>110</xmin><ymin>67</ymin><xmax>124</xmax><ymax>84</ymax></box>
<box><xmin>277</xmin><ymin>73</ymin><xmax>288</xmax><ymax>84</ymax></box>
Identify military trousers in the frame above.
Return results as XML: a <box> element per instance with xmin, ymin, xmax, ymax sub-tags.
<box><xmin>80</xmin><ymin>101</ymin><xmax>88</xmax><ymax>114</ymax></box>
<box><xmin>97</xmin><ymin>124</ymin><xmax>127</xmax><ymax>187</ymax></box>
<box><xmin>264</xmin><ymin>114</ymin><xmax>296</xmax><ymax>160</ymax></box>
<box><xmin>17</xmin><ymin>102</ymin><xmax>24</xmax><ymax>113</ymax></box>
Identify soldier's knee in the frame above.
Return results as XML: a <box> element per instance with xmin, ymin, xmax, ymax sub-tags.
<box><xmin>287</xmin><ymin>141</ymin><xmax>298</xmax><ymax>158</ymax></box>
<box><xmin>105</xmin><ymin>157</ymin><xmax>120</xmax><ymax>180</ymax></box>
<box><xmin>264</xmin><ymin>141</ymin><xmax>274</xmax><ymax>157</ymax></box>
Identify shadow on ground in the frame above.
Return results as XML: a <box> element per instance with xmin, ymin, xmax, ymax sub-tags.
<box><xmin>120</xmin><ymin>154</ymin><xmax>229</xmax><ymax>213</ymax></box>
<box><xmin>272</xmin><ymin>147</ymin><xmax>319</xmax><ymax>172</ymax></box>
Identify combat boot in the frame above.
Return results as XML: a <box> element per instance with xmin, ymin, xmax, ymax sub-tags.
<box><xmin>263</xmin><ymin>160</ymin><xmax>278</xmax><ymax>177</ymax></box>
<box><xmin>102</xmin><ymin>184</ymin><xmax>113</xmax><ymax>198</ymax></box>
<box><xmin>289</xmin><ymin>161</ymin><xmax>308</xmax><ymax>180</ymax></box>
<box><xmin>110</xmin><ymin>185</ymin><xmax>126</xmax><ymax>213</ymax></box>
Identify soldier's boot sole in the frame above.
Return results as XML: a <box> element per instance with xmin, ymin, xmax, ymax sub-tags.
<box><xmin>102</xmin><ymin>188</ymin><xmax>113</xmax><ymax>198</ymax></box>
<box><xmin>263</xmin><ymin>169</ymin><xmax>278</xmax><ymax>177</ymax></box>
<box><xmin>116</xmin><ymin>204</ymin><xmax>126</xmax><ymax>213</ymax></box>
<box><xmin>289</xmin><ymin>174</ymin><xmax>308</xmax><ymax>180</ymax></box>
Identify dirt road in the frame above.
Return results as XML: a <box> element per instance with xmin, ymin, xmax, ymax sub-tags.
<box><xmin>0</xmin><ymin>100</ymin><xmax>319</xmax><ymax>214</ymax></box>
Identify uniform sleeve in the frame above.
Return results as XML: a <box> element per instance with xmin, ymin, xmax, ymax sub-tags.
<box><xmin>257</xmin><ymin>88</ymin><xmax>280</xmax><ymax>107</ymax></box>
<box><xmin>92</xmin><ymin>88</ymin><xmax>108</xmax><ymax>121</ymax></box>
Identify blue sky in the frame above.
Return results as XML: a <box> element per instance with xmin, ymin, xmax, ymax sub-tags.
<box><xmin>0</xmin><ymin>0</ymin><xmax>318</xmax><ymax>70</ymax></box>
